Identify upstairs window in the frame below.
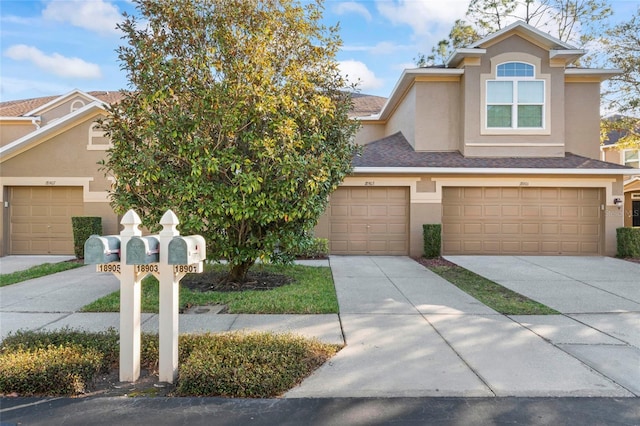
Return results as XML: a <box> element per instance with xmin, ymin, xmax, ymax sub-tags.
<box><xmin>624</xmin><ymin>149</ymin><xmax>639</xmax><ymax>168</ymax></box>
<box><xmin>487</xmin><ymin>62</ymin><xmax>544</xmax><ymax>129</ymax></box>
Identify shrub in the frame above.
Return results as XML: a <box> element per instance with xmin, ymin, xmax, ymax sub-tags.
<box><xmin>617</xmin><ymin>227</ymin><xmax>640</xmax><ymax>257</ymax></box>
<box><xmin>176</xmin><ymin>332</ymin><xmax>339</xmax><ymax>398</ymax></box>
<box><xmin>71</xmin><ymin>216</ymin><xmax>102</xmax><ymax>259</ymax></box>
<box><xmin>423</xmin><ymin>224</ymin><xmax>442</xmax><ymax>258</ymax></box>
<box><xmin>0</xmin><ymin>345</ymin><xmax>102</xmax><ymax>396</ymax></box>
<box><xmin>2</xmin><ymin>328</ymin><xmax>119</xmax><ymax>372</ymax></box>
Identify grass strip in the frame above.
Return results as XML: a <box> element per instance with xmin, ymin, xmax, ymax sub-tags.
<box><xmin>0</xmin><ymin>261</ymin><xmax>84</xmax><ymax>287</ymax></box>
<box><xmin>82</xmin><ymin>263</ymin><xmax>338</xmax><ymax>314</ymax></box>
<box><xmin>427</xmin><ymin>264</ymin><xmax>559</xmax><ymax>315</ymax></box>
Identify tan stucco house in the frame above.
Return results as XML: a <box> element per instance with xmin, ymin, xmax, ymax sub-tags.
<box><xmin>600</xmin><ymin>124</ymin><xmax>640</xmax><ymax>228</ymax></box>
<box><xmin>0</xmin><ymin>21</ymin><xmax>635</xmax><ymax>257</ymax></box>
<box><xmin>314</xmin><ymin>21</ymin><xmax>635</xmax><ymax>257</ymax></box>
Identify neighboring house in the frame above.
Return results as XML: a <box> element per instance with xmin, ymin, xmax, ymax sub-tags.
<box><xmin>600</xmin><ymin>119</ymin><xmax>640</xmax><ymax>227</ymax></box>
<box><xmin>0</xmin><ymin>21</ymin><xmax>635</xmax><ymax>258</ymax></box>
<box><xmin>313</xmin><ymin>21</ymin><xmax>635</xmax><ymax>257</ymax></box>
<box><xmin>0</xmin><ymin>90</ymin><xmax>125</xmax><ymax>256</ymax></box>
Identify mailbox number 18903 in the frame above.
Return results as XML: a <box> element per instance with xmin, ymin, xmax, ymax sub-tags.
<box><xmin>135</xmin><ymin>264</ymin><xmax>159</xmax><ymax>273</ymax></box>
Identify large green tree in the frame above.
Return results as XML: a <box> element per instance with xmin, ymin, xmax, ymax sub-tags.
<box><xmin>601</xmin><ymin>7</ymin><xmax>640</xmax><ymax>149</ymax></box>
<box><xmin>103</xmin><ymin>0</ymin><xmax>359</xmax><ymax>282</ymax></box>
<box><xmin>416</xmin><ymin>0</ymin><xmax>611</xmax><ymax>66</ymax></box>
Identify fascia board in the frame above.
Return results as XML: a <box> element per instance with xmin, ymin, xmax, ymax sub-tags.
<box><xmin>25</xmin><ymin>89</ymin><xmax>105</xmax><ymax>116</ymax></box>
<box><xmin>470</xmin><ymin>21</ymin><xmax>576</xmax><ymax>50</ymax></box>
<box><xmin>353</xmin><ymin>167</ymin><xmax>636</xmax><ymax>175</ymax></box>
<box><xmin>0</xmin><ymin>101</ymin><xmax>106</xmax><ymax>162</ymax></box>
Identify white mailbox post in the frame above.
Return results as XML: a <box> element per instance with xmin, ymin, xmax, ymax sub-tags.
<box><xmin>85</xmin><ymin>209</ymin><xmax>205</xmax><ymax>384</ymax></box>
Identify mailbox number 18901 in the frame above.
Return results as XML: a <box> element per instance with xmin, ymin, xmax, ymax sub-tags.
<box><xmin>173</xmin><ymin>264</ymin><xmax>199</xmax><ymax>273</ymax></box>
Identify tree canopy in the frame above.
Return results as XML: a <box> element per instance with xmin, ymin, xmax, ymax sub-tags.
<box><xmin>102</xmin><ymin>0</ymin><xmax>359</xmax><ymax>281</ymax></box>
<box><xmin>601</xmin><ymin>7</ymin><xmax>640</xmax><ymax>149</ymax></box>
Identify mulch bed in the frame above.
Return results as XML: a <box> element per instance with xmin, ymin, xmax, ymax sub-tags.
<box><xmin>415</xmin><ymin>257</ymin><xmax>457</xmax><ymax>268</ymax></box>
<box><xmin>181</xmin><ymin>269</ymin><xmax>293</xmax><ymax>292</ymax></box>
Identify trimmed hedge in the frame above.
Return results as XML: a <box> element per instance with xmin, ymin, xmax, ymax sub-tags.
<box><xmin>423</xmin><ymin>224</ymin><xmax>442</xmax><ymax>258</ymax></box>
<box><xmin>71</xmin><ymin>216</ymin><xmax>102</xmax><ymax>259</ymax></box>
<box><xmin>0</xmin><ymin>345</ymin><xmax>102</xmax><ymax>396</ymax></box>
<box><xmin>617</xmin><ymin>227</ymin><xmax>640</xmax><ymax>257</ymax></box>
<box><xmin>176</xmin><ymin>332</ymin><xmax>339</xmax><ymax>398</ymax></box>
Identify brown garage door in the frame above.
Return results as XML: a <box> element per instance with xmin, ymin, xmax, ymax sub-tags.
<box><xmin>329</xmin><ymin>187</ymin><xmax>409</xmax><ymax>255</ymax></box>
<box><xmin>9</xmin><ymin>186</ymin><xmax>83</xmax><ymax>255</ymax></box>
<box><xmin>442</xmin><ymin>187</ymin><xmax>602</xmax><ymax>255</ymax></box>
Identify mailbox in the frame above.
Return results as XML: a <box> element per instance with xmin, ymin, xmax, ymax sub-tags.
<box><xmin>84</xmin><ymin>235</ymin><xmax>121</xmax><ymax>264</ymax></box>
<box><xmin>167</xmin><ymin>235</ymin><xmax>206</xmax><ymax>265</ymax></box>
<box><xmin>126</xmin><ymin>236</ymin><xmax>160</xmax><ymax>265</ymax></box>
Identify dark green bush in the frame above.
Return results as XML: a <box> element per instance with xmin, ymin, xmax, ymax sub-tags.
<box><xmin>617</xmin><ymin>227</ymin><xmax>640</xmax><ymax>257</ymax></box>
<box><xmin>176</xmin><ymin>332</ymin><xmax>339</xmax><ymax>398</ymax></box>
<box><xmin>71</xmin><ymin>216</ymin><xmax>102</xmax><ymax>259</ymax></box>
<box><xmin>0</xmin><ymin>345</ymin><xmax>102</xmax><ymax>396</ymax></box>
<box><xmin>423</xmin><ymin>224</ymin><xmax>442</xmax><ymax>258</ymax></box>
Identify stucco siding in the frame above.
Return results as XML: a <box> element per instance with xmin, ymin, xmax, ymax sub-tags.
<box><xmin>463</xmin><ymin>35</ymin><xmax>566</xmax><ymax>157</ymax></box>
<box><xmin>565</xmin><ymin>82</ymin><xmax>601</xmax><ymax>159</ymax></box>
<box><xmin>414</xmin><ymin>81</ymin><xmax>460</xmax><ymax>152</ymax></box>
<box><xmin>386</xmin><ymin>85</ymin><xmax>416</xmax><ymax>148</ymax></box>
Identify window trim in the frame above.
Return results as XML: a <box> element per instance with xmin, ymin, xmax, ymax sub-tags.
<box><xmin>480</xmin><ymin>53</ymin><xmax>551</xmax><ymax>136</ymax></box>
<box><xmin>622</xmin><ymin>149</ymin><xmax>640</xmax><ymax>168</ymax></box>
<box><xmin>87</xmin><ymin>121</ymin><xmax>112</xmax><ymax>151</ymax></box>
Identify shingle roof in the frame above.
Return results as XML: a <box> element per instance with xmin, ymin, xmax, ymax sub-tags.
<box><xmin>0</xmin><ymin>91</ymin><xmax>386</xmax><ymax>118</ymax></box>
<box><xmin>350</xmin><ymin>93</ymin><xmax>386</xmax><ymax>117</ymax></box>
<box><xmin>354</xmin><ymin>132</ymin><xmax>633</xmax><ymax>170</ymax></box>
<box><xmin>0</xmin><ymin>91</ymin><xmax>125</xmax><ymax>117</ymax></box>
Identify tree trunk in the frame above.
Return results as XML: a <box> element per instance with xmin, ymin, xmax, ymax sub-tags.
<box><xmin>228</xmin><ymin>260</ymin><xmax>254</xmax><ymax>284</ymax></box>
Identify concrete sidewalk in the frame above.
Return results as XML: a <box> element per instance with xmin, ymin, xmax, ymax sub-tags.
<box><xmin>286</xmin><ymin>256</ymin><xmax>639</xmax><ymax>398</ymax></box>
<box><xmin>1</xmin><ymin>255</ymin><xmax>638</xmax><ymax>398</ymax></box>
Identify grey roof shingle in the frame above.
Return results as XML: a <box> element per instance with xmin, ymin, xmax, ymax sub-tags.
<box><xmin>354</xmin><ymin>132</ymin><xmax>632</xmax><ymax>170</ymax></box>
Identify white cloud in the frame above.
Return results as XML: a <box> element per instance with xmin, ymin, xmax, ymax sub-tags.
<box><xmin>342</xmin><ymin>41</ymin><xmax>414</xmax><ymax>55</ymax></box>
<box><xmin>377</xmin><ymin>0</ymin><xmax>469</xmax><ymax>37</ymax></box>
<box><xmin>334</xmin><ymin>2</ymin><xmax>372</xmax><ymax>22</ymax></box>
<box><xmin>5</xmin><ymin>45</ymin><xmax>102</xmax><ymax>79</ymax></box>
<box><xmin>339</xmin><ymin>60</ymin><xmax>384</xmax><ymax>91</ymax></box>
<box><xmin>0</xmin><ymin>77</ymin><xmax>72</xmax><ymax>99</ymax></box>
<box><xmin>42</xmin><ymin>0</ymin><xmax>123</xmax><ymax>36</ymax></box>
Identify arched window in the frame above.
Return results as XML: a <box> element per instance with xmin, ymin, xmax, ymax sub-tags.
<box><xmin>70</xmin><ymin>100</ymin><xmax>85</xmax><ymax>112</ymax></box>
<box><xmin>486</xmin><ymin>62</ymin><xmax>544</xmax><ymax>129</ymax></box>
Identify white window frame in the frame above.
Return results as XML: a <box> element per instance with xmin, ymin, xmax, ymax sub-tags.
<box><xmin>480</xmin><ymin>53</ymin><xmax>551</xmax><ymax>136</ymax></box>
<box><xmin>623</xmin><ymin>149</ymin><xmax>640</xmax><ymax>168</ymax></box>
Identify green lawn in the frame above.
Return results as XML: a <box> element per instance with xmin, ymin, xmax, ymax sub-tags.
<box><xmin>82</xmin><ymin>263</ymin><xmax>338</xmax><ymax>314</ymax></box>
<box><xmin>0</xmin><ymin>262</ymin><xmax>84</xmax><ymax>287</ymax></box>
<box><xmin>427</xmin><ymin>263</ymin><xmax>559</xmax><ymax>315</ymax></box>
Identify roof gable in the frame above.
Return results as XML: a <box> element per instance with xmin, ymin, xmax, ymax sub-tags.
<box><xmin>0</xmin><ymin>101</ymin><xmax>107</xmax><ymax>163</ymax></box>
<box><xmin>25</xmin><ymin>89</ymin><xmax>107</xmax><ymax>116</ymax></box>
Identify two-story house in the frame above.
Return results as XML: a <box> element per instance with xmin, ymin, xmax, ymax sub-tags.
<box><xmin>600</xmin><ymin>121</ymin><xmax>640</xmax><ymax>228</ymax></box>
<box><xmin>0</xmin><ymin>21</ymin><xmax>634</xmax><ymax>258</ymax></box>
<box><xmin>314</xmin><ymin>21</ymin><xmax>634</xmax><ymax>257</ymax></box>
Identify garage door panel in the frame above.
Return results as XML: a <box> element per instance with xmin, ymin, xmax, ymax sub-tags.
<box><xmin>443</xmin><ymin>187</ymin><xmax>601</xmax><ymax>255</ymax></box>
<box><xmin>329</xmin><ymin>187</ymin><xmax>408</xmax><ymax>255</ymax></box>
<box><xmin>9</xmin><ymin>186</ymin><xmax>83</xmax><ymax>255</ymax></box>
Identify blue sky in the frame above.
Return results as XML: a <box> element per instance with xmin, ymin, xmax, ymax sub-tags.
<box><xmin>1</xmin><ymin>0</ymin><xmax>639</xmax><ymax>102</ymax></box>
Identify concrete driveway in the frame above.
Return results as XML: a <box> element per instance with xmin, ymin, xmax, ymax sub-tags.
<box><xmin>444</xmin><ymin>256</ymin><xmax>640</xmax><ymax>314</ymax></box>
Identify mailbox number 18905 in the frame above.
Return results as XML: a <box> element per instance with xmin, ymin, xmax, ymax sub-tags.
<box><xmin>97</xmin><ymin>264</ymin><xmax>120</xmax><ymax>273</ymax></box>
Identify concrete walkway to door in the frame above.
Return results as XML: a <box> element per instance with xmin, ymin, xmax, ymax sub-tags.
<box><xmin>286</xmin><ymin>256</ymin><xmax>639</xmax><ymax>398</ymax></box>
